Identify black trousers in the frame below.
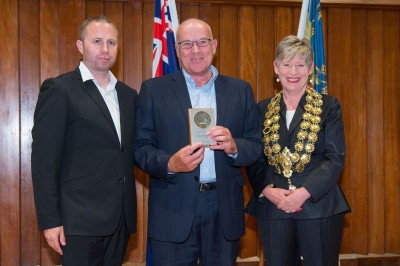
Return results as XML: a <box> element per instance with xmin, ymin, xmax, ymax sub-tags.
<box><xmin>150</xmin><ymin>189</ymin><xmax>240</xmax><ymax>266</ymax></box>
<box><xmin>257</xmin><ymin>213</ymin><xmax>345</xmax><ymax>266</ymax></box>
<box><xmin>61</xmin><ymin>211</ymin><xmax>130</xmax><ymax>266</ymax></box>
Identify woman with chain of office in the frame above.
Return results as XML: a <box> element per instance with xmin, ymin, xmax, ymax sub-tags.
<box><xmin>246</xmin><ymin>35</ymin><xmax>350</xmax><ymax>266</ymax></box>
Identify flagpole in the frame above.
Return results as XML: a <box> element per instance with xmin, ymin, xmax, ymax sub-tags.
<box><xmin>297</xmin><ymin>0</ymin><xmax>310</xmax><ymax>39</ymax></box>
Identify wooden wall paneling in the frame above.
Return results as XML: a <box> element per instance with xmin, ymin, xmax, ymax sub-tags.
<box><xmin>178</xmin><ymin>0</ymin><xmax>400</xmax><ymax>6</ymax></box>
<box><xmin>39</xmin><ymin>1</ymin><xmax>62</xmax><ymax>263</ymax></box>
<box><xmin>1</xmin><ymin>1</ymin><xmax>400</xmax><ymax>264</ymax></box>
<box><xmin>238</xmin><ymin>6</ymin><xmax>258</xmax><ymax>95</ymax></box>
<box><xmin>123</xmin><ymin>1</ymin><xmax>144</xmax><ymax>91</ymax></box>
<box><xmin>198</xmin><ymin>3</ymin><xmax>220</xmax><ymax>70</ymax></box>
<box><xmin>126</xmin><ymin>1</ymin><xmax>155</xmax><ymax>263</ymax></box>
<box><xmin>20</xmin><ymin>0</ymin><xmax>41</xmax><ymax>265</ymax></box>
<box><xmin>332</xmin><ymin>9</ymin><xmax>354</xmax><ymax>254</ymax></box>
<box><xmin>124</xmin><ymin>2</ymin><xmax>146</xmax><ymax>263</ymax></box>
<box><xmin>250</xmin><ymin>16</ymin><xmax>275</xmax><ymax>264</ymax></box>
<box><xmin>274</xmin><ymin>7</ymin><xmax>295</xmax><ymax>45</ymax></box>
<box><xmin>291</xmin><ymin>6</ymin><xmax>301</xmax><ymax>37</ymax></box>
<box><xmin>348</xmin><ymin>8</ymin><xmax>368</xmax><ymax>255</ymax></box>
<box><xmin>104</xmin><ymin>1</ymin><xmax>124</xmax><ymax>80</ymax></box>
<box><xmin>128</xmin><ymin>169</ymin><xmax>147</xmax><ymax>264</ymax></box>
<box><xmin>256</xmin><ymin>6</ymin><xmax>276</xmax><ymax>102</ymax></box>
<box><xmin>366</xmin><ymin>9</ymin><xmax>385</xmax><ymax>254</ymax></box>
<box><xmin>40</xmin><ymin>0</ymin><xmax>60</xmax><ymax>82</ymax></box>
<box><xmin>340</xmin><ymin>255</ymin><xmax>400</xmax><ymax>266</ymax></box>
<box><xmin>238</xmin><ymin>5</ymin><xmax>258</xmax><ymax>260</ymax></box>
<box><xmin>219</xmin><ymin>5</ymin><xmax>239</xmax><ymax>78</ymax></box>
<box><xmin>0</xmin><ymin>1</ymin><xmax>20</xmax><ymax>265</ymax></box>
<box><xmin>334</xmin><ymin>9</ymin><xmax>354</xmax><ymax>255</ymax></box>
<box><xmin>326</xmin><ymin>7</ymin><xmax>353</xmax><ymax>253</ymax></box>
<box><xmin>58</xmin><ymin>0</ymin><xmax>85</xmax><ymax>74</ymax></box>
<box><xmin>179</xmin><ymin>3</ymin><xmax>199</xmax><ymax>22</ymax></box>
<box><xmin>142</xmin><ymin>1</ymin><xmax>155</xmax><ymax>83</ymax></box>
<box><xmin>383</xmin><ymin>10</ymin><xmax>400</xmax><ymax>254</ymax></box>
<box><xmin>85</xmin><ymin>0</ymin><xmax>104</xmax><ymax>17</ymax></box>
<box><xmin>238</xmin><ymin>5</ymin><xmax>257</xmax><ymax>107</ymax></box>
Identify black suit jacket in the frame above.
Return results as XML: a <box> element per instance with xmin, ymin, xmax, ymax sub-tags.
<box><xmin>246</xmin><ymin>92</ymin><xmax>350</xmax><ymax>220</ymax></box>
<box><xmin>31</xmin><ymin>67</ymin><xmax>137</xmax><ymax>235</ymax></box>
<box><xmin>134</xmin><ymin>70</ymin><xmax>262</xmax><ymax>242</ymax></box>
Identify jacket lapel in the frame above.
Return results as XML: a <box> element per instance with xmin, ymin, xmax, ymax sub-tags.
<box><xmin>288</xmin><ymin>94</ymin><xmax>306</xmax><ymax>136</ymax></box>
<box><xmin>116</xmin><ymin>82</ymin><xmax>126</xmax><ymax>145</ymax></box>
<box><xmin>214</xmin><ymin>76</ymin><xmax>228</xmax><ymax>124</ymax></box>
<box><xmin>170</xmin><ymin>71</ymin><xmax>192</xmax><ymax>124</ymax></box>
<box><xmin>279</xmin><ymin>98</ymin><xmax>290</xmax><ymax>142</ymax></box>
<box><xmin>78</xmin><ymin>69</ymin><xmax>120</xmax><ymax>144</ymax></box>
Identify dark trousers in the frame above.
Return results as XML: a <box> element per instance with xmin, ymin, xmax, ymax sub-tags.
<box><xmin>150</xmin><ymin>189</ymin><xmax>240</xmax><ymax>266</ymax></box>
<box><xmin>61</xmin><ymin>211</ymin><xmax>130</xmax><ymax>266</ymax></box>
<box><xmin>257</xmin><ymin>213</ymin><xmax>345</xmax><ymax>266</ymax></box>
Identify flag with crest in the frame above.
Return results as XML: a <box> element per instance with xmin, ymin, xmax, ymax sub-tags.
<box><xmin>298</xmin><ymin>0</ymin><xmax>328</xmax><ymax>94</ymax></box>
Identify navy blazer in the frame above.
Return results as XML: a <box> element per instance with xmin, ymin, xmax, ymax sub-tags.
<box><xmin>134</xmin><ymin>70</ymin><xmax>262</xmax><ymax>242</ymax></box>
<box><xmin>246</xmin><ymin>92</ymin><xmax>350</xmax><ymax>220</ymax></box>
<box><xmin>31</xmin><ymin>67</ymin><xmax>137</xmax><ymax>235</ymax></box>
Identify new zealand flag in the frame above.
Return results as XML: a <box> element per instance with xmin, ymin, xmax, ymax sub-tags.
<box><xmin>152</xmin><ymin>0</ymin><xmax>180</xmax><ymax>78</ymax></box>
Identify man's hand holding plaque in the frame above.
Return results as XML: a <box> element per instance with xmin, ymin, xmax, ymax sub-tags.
<box><xmin>207</xmin><ymin>126</ymin><xmax>238</xmax><ymax>155</ymax></box>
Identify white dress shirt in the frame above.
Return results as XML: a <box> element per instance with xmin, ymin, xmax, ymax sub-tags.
<box><xmin>79</xmin><ymin>61</ymin><xmax>121</xmax><ymax>144</ymax></box>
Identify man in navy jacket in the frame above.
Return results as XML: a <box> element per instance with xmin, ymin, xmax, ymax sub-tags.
<box><xmin>135</xmin><ymin>18</ymin><xmax>262</xmax><ymax>266</ymax></box>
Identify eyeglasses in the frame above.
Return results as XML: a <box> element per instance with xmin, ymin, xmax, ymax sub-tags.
<box><xmin>177</xmin><ymin>39</ymin><xmax>212</xmax><ymax>49</ymax></box>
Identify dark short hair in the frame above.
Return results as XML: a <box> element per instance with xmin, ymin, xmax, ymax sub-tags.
<box><xmin>79</xmin><ymin>15</ymin><xmax>117</xmax><ymax>41</ymax></box>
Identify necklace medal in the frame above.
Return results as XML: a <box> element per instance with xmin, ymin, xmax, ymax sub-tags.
<box><xmin>263</xmin><ymin>87</ymin><xmax>323</xmax><ymax>190</ymax></box>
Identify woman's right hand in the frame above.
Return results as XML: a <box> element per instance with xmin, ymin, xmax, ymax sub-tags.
<box><xmin>262</xmin><ymin>185</ymin><xmax>291</xmax><ymax>206</ymax></box>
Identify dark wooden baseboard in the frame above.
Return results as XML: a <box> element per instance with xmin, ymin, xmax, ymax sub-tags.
<box><xmin>235</xmin><ymin>253</ymin><xmax>400</xmax><ymax>266</ymax></box>
<box><xmin>123</xmin><ymin>253</ymin><xmax>400</xmax><ymax>266</ymax></box>
<box><xmin>338</xmin><ymin>253</ymin><xmax>400</xmax><ymax>266</ymax></box>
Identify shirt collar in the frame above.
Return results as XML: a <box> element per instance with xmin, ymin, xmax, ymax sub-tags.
<box><xmin>79</xmin><ymin>61</ymin><xmax>118</xmax><ymax>91</ymax></box>
<box><xmin>182</xmin><ymin>65</ymin><xmax>218</xmax><ymax>90</ymax></box>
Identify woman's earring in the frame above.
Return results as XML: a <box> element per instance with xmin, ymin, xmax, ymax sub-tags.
<box><xmin>309</xmin><ymin>75</ymin><xmax>313</xmax><ymax>84</ymax></box>
<box><xmin>276</xmin><ymin>75</ymin><xmax>280</xmax><ymax>83</ymax></box>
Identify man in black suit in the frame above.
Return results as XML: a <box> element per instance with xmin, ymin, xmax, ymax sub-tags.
<box><xmin>135</xmin><ymin>18</ymin><xmax>262</xmax><ymax>265</ymax></box>
<box><xmin>31</xmin><ymin>15</ymin><xmax>137</xmax><ymax>265</ymax></box>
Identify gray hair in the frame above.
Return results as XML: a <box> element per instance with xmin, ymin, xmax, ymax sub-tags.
<box><xmin>275</xmin><ymin>35</ymin><xmax>314</xmax><ymax>68</ymax></box>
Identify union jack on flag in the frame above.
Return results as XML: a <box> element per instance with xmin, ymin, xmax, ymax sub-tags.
<box><xmin>152</xmin><ymin>0</ymin><xmax>180</xmax><ymax>78</ymax></box>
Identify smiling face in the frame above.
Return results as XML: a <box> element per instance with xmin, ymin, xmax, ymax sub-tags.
<box><xmin>175</xmin><ymin>19</ymin><xmax>217</xmax><ymax>79</ymax></box>
<box><xmin>76</xmin><ymin>21</ymin><xmax>118</xmax><ymax>75</ymax></box>
<box><xmin>274</xmin><ymin>55</ymin><xmax>313</xmax><ymax>94</ymax></box>
<box><xmin>274</xmin><ymin>35</ymin><xmax>314</xmax><ymax>95</ymax></box>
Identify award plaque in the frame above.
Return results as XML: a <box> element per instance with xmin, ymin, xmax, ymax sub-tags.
<box><xmin>188</xmin><ymin>108</ymin><xmax>216</xmax><ymax>146</ymax></box>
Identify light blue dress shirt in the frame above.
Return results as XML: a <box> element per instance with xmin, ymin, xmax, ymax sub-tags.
<box><xmin>182</xmin><ymin>66</ymin><xmax>218</xmax><ymax>183</ymax></box>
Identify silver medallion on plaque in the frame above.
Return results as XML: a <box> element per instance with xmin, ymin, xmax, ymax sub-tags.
<box><xmin>194</xmin><ymin>111</ymin><xmax>211</xmax><ymax>129</ymax></box>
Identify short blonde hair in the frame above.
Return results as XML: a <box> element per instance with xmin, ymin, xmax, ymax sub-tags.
<box><xmin>79</xmin><ymin>15</ymin><xmax>117</xmax><ymax>41</ymax></box>
<box><xmin>275</xmin><ymin>35</ymin><xmax>314</xmax><ymax>68</ymax></box>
